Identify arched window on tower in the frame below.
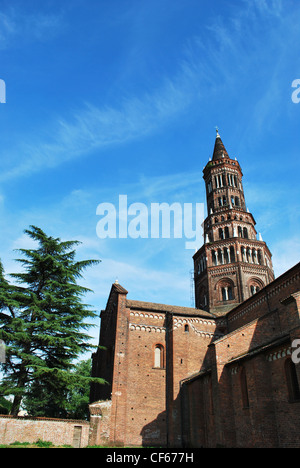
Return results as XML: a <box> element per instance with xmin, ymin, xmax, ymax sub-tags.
<box><xmin>212</xmin><ymin>250</ymin><xmax>217</xmax><ymax>266</ymax></box>
<box><xmin>224</xmin><ymin>247</ymin><xmax>230</xmax><ymax>264</ymax></box>
<box><xmin>217</xmin><ymin>249</ymin><xmax>223</xmax><ymax>265</ymax></box>
<box><xmin>257</xmin><ymin>250</ymin><xmax>263</xmax><ymax>265</ymax></box>
<box><xmin>246</xmin><ymin>248</ymin><xmax>252</xmax><ymax>263</ymax></box>
<box><xmin>250</xmin><ymin>285</ymin><xmax>258</xmax><ymax>295</ymax></box>
<box><xmin>230</xmin><ymin>246</ymin><xmax>236</xmax><ymax>262</ymax></box>
<box><xmin>221</xmin><ymin>286</ymin><xmax>233</xmax><ymax>301</ymax></box>
<box><xmin>248</xmin><ymin>278</ymin><xmax>263</xmax><ymax>297</ymax></box>
<box><xmin>218</xmin><ymin>278</ymin><xmax>235</xmax><ymax>303</ymax></box>
<box><xmin>241</xmin><ymin>246</ymin><xmax>246</xmax><ymax>262</ymax></box>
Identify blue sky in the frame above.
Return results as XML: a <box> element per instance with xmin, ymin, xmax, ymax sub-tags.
<box><xmin>0</xmin><ymin>0</ymin><xmax>299</xmax><ymax>346</ymax></box>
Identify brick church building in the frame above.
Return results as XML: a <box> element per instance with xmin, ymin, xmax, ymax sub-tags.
<box><xmin>89</xmin><ymin>131</ymin><xmax>300</xmax><ymax>448</ymax></box>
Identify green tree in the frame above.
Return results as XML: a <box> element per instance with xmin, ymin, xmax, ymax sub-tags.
<box><xmin>0</xmin><ymin>226</ymin><xmax>106</xmax><ymax>416</ymax></box>
<box><xmin>0</xmin><ymin>396</ymin><xmax>11</xmax><ymax>414</ymax></box>
<box><xmin>66</xmin><ymin>358</ymin><xmax>94</xmax><ymax>420</ymax></box>
<box><xmin>24</xmin><ymin>359</ymin><xmax>93</xmax><ymax>419</ymax></box>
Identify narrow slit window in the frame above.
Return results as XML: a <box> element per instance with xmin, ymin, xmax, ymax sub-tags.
<box><xmin>240</xmin><ymin>367</ymin><xmax>249</xmax><ymax>408</ymax></box>
<box><xmin>154</xmin><ymin>345</ymin><xmax>164</xmax><ymax>369</ymax></box>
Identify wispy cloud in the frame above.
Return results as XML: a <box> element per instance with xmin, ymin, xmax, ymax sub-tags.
<box><xmin>1</xmin><ymin>0</ymin><xmax>299</xmax><ymax>183</ymax></box>
<box><xmin>0</xmin><ymin>8</ymin><xmax>63</xmax><ymax>49</ymax></box>
<box><xmin>0</xmin><ymin>78</ymin><xmax>195</xmax><ymax>182</ymax></box>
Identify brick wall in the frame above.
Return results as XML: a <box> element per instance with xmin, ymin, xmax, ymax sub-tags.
<box><xmin>166</xmin><ymin>313</ymin><xmax>220</xmax><ymax>447</ymax></box>
<box><xmin>181</xmin><ymin>262</ymin><xmax>300</xmax><ymax>448</ymax></box>
<box><xmin>0</xmin><ymin>415</ymin><xmax>90</xmax><ymax>447</ymax></box>
<box><xmin>89</xmin><ymin>400</ymin><xmax>112</xmax><ymax>446</ymax></box>
<box><xmin>91</xmin><ymin>263</ymin><xmax>300</xmax><ymax>448</ymax></box>
<box><xmin>125</xmin><ymin>308</ymin><xmax>167</xmax><ymax>447</ymax></box>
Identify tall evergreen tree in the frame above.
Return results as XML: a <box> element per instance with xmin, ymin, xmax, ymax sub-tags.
<box><xmin>0</xmin><ymin>226</ymin><xmax>106</xmax><ymax>416</ymax></box>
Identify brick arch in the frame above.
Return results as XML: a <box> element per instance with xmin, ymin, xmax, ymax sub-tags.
<box><xmin>214</xmin><ymin>277</ymin><xmax>235</xmax><ymax>302</ymax></box>
<box><xmin>214</xmin><ymin>277</ymin><xmax>235</xmax><ymax>290</ymax></box>
<box><xmin>247</xmin><ymin>277</ymin><xmax>264</xmax><ymax>288</ymax></box>
<box><xmin>247</xmin><ymin>277</ymin><xmax>264</xmax><ymax>297</ymax></box>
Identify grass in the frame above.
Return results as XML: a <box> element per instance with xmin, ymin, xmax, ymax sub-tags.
<box><xmin>0</xmin><ymin>440</ymin><xmax>148</xmax><ymax>448</ymax></box>
<box><xmin>0</xmin><ymin>440</ymin><xmax>73</xmax><ymax>448</ymax></box>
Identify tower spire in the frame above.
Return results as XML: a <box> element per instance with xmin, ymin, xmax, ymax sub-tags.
<box><xmin>212</xmin><ymin>128</ymin><xmax>229</xmax><ymax>161</ymax></box>
<box><xmin>193</xmin><ymin>131</ymin><xmax>274</xmax><ymax>315</ymax></box>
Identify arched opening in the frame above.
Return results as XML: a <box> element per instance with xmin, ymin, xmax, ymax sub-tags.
<box><xmin>217</xmin><ymin>249</ymin><xmax>223</xmax><ymax>265</ymax></box>
<box><xmin>230</xmin><ymin>246</ymin><xmax>235</xmax><ymax>262</ymax></box>
<box><xmin>257</xmin><ymin>250</ymin><xmax>263</xmax><ymax>265</ymax></box>
<box><xmin>217</xmin><ymin>278</ymin><xmax>235</xmax><ymax>303</ymax></box>
<box><xmin>212</xmin><ymin>250</ymin><xmax>217</xmax><ymax>266</ymax></box>
<box><xmin>247</xmin><ymin>278</ymin><xmax>264</xmax><ymax>297</ymax></box>
<box><xmin>154</xmin><ymin>345</ymin><xmax>164</xmax><ymax>369</ymax></box>
<box><xmin>221</xmin><ymin>286</ymin><xmax>233</xmax><ymax>301</ymax></box>
<box><xmin>285</xmin><ymin>358</ymin><xmax>300</xmax><ymax>402</ymax></box>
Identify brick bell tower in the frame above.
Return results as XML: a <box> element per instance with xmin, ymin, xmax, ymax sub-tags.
<box><xmin>193</xmin><ymin>129</ymin><xmax>275</xmax><ymax>315</ymax></box>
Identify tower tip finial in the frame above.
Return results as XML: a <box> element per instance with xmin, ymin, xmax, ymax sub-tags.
<box><xmin>215</xmin><ymin>126</ymin><xmax>220</xmax><ymax>138</ymax></box>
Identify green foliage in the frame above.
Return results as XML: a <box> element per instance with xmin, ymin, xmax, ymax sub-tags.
<box><xmin>35</xmin><ymin>439</ymin><xmax>54</xmax><ymax>448</ymax></box>
<box><xmin>66</xmin><ymin>358</ymin><xmax>95</xmax><ymax>419</ymax></box>
<box><xmin>24</xmin><ymin>358</ymin><xmax>97</xmax><ymax>419</ymax></box>
<box><xmin>9</xmin><ymin>441</ymin><xmax>31</xmax><ymax>446</ymax></box>
<box><xmin>0</xmin><ymin>396</ymin><xmax>12</xmax><ymax>414</ymax></box>
<box><xmin>0</xmin><ymin>225</ymin><xmax>106</xmax><ymax>416</ymax></box>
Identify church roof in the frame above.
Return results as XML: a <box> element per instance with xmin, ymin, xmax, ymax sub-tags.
<box><xmin>111</xmin><ymin>281</ymin><xmax>128</xmax><ymax>294</ymax></box>
<box><xmin>110</xmin><ymin>281</ymin><xmax>216</xmax><ymax>318</ymax></box>
<box><xmin>126</xmin><ymin>299</ymin><xmax>216</xmax><ymax>319</ymax></box>
<box><xmin>212</xmin><ymin>129</ymin><xmax>229</xmax><ymax>161</ymax></box>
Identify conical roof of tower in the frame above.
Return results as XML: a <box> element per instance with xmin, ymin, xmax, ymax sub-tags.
<box><xmin>212</xmin><ymin>129</ymin><xmax>229</xmax><ymax>160</ymax></box>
